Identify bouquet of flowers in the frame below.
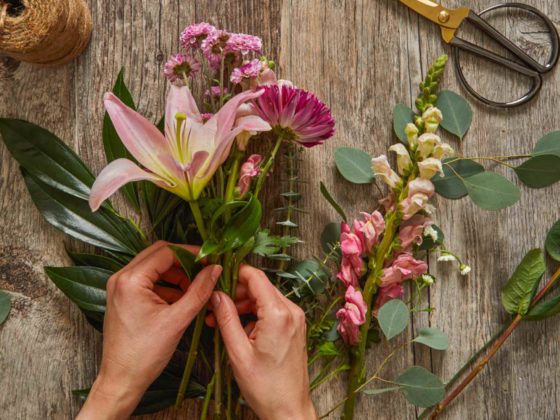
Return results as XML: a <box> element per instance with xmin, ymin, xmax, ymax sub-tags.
<box><xmin>0</xmin><ymin>22</ymin><xmax>334</xmax><ymax>417</ymax></box>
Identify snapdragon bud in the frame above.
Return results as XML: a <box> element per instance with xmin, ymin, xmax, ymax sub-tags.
<box><xmin>422</xmin><ymin>106</ymin><xmax>443</xmax><ymax>134</ymax></box>
<box><xmin>405</xmin><ymin>123</ymin><xmax>419</xmax><ymax>147</ymax></box>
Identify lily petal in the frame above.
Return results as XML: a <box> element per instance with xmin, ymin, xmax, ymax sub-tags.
<box><xmin>89</xmin><ymin>158</ymin><xmax>166</xmax><ymax>211</ymax></box>
<box><xmin>104</xmin><ymin>93</ymin><xmax>179</xmax><ymax>182</ymax></box>
<box><xmin>165</xmin><ymin>84</ymin><xmax>202</xmax><ymax>126</ymax></box>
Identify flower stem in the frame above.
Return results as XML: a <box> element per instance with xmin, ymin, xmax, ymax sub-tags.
<box><xmin>214</xmin><ymin>327</ymin><xmax>223</xmax><ymax>417</ymax></box>
<box><xmin>175</xmin><ymin>309</ymin><xmax>206</xmax><ymax>407</ymax></box>
<box><xmin>200</xmin><ymin>373</ymin><xmax>216</xmax><ymax>420</ymax></box>
<box><xmin>427</xmin><ymin>266</ymin><xmax>560</xmax><ymax>419</ymax></box>
<box><xmin>175</xmin><ymin>200</ymin><xmax>209</xmax><ymax>407</ymax></box>
<box><xmin>254</xmin><ymin>134</ymin><xmax>283</xmax><ymax>198</ymax></box>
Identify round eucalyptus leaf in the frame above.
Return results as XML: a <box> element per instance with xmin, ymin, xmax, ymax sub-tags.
<box><xmin>546</xmin><ymin>219</ymin><xmax>560</xmax><ymax>262</ymax></box>
<box><xmin>393</xmin><ymin>104</ymin><xmax>415</xmax><ymax>145</ymax></box>
<box><xmin>433</xmin><ymin>159</ymin><xmax>484</xmax><ymax>199</ymax></box>
<box><xmin>396</xmin><ymin>366</ymin><xmax>445</xmax><ymax>407</ymax></box>
<box><xmin>514</xmin><ymin>154</ymin><xmax>560</xmax><ymax>188</ymax></box>
<box><xmin>435</xmin><ymin>90</ymin><xmax>473</xmax><ymax>139</ymax></box>
<box><xmin>0</xmin><ymin>291</ymin><xmax>11</xmax><ymax>325</ymax></box>
<box><xmin>334</xmin><ymin>147</ymin><xmax>374</xmax><ymax>184</ymax></box>
<box><xmin>412</xmin><ymin>327</ymin><xmax>449</xmax><ymax>350</ymax></box>
<box><xmin>378</xmin><ymin>299</ymin><xmax>409</xmax><ymax>340</ymax></box>
<box><xmin>463</xmin><ymin>172</ymin><xmax>520</xmax><ymax>210</ymax></box>
<box><xmin>532</xmin><ymin>131</ymin><xmax>560</xmax><ymax>157</ymax></box>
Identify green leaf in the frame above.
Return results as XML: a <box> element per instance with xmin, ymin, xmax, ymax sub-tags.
<box><xmin>412</xmin><ymin>327</ymin><xmax>449</xmax><ymax>350</ymax></box>
<box><xmin>378</xmin><ymin>299</ymin><xmax>409</xmax><ymax>340</ymax></box>
<box><xmin>23</xmin><ymin>171</ymin><xmax>146</xmax><ymax>254</ymax></box>
<box><xmin>463</xmin><ymin>172</ymin><xmax>520</xmax><ymax>210</ymax></box>
<box><xmin>320</xmin><ymin>222</ymin><xmax>341</xmax><ymax>254</ymax></box>
<box><xmin>393</xmin><ymin>104</ymin><xmax>415</xmax><ymax>144</ymax></box>
<box><xmin>501</xmin><ymin>249</ymin><xmax>545</xmax><ymax>315</ymax></box>
<box><xmin>198</xmin><ymin>241</ymin><xmax>222</xmax><ymax>261</ymax></box>
<box><xmin>222</xmin><ymin>194</ymin><xmax>262</xmax><ymax>252</ymax></box>
<box><xmin>532</xmin><ymin>131</ymin><xmax>560</xmax><ymax>158</ymax></box>
<box><xmin>320</xmin><ymin>181</ymin><xmax>347</xmax><ymax>221</ymax></box>
<box><xmin>433</xmin><ymin>159</ymin><xmax>484</xmax><ymax>199</ymax></box>
<box><xmin>525</xmin><ymin>295</ymin><xmax>560</xmax><ymax>321</ymax></box>
<box><xmin>103</xmin><ymin>68</ymin><xmax>141</xmax><ymax>210</ymax></box>
<box><xmin>0</xmin><ymin>118</ymin><xmax>95</xmax><ymax>200</ymax></box>
<box><xmin>316</xmin><ymin>341</ymin><xmax>339</xmax><ymax>357</ymax></box>
<box><xmin>363</xmin><ymin>386</ymin><xmax>401</xmax><ymax>396</ymax></box>
<box><xmin>0</xmin><ymin>291</ymin><xmax>11</xmax><ymax>325</ymax></box>
<box><xmin>169</xmin><ymin>245</ymin><xmax>201</xmax><ymax>279</ymax></box>
<box><xmin>396</xmin><ymin>366</ymin><xmax>445</xmax><ymax>407</ymax></box>
<box><xmin>334</xmin><ymin>147</ymin><xmax>374</xmax><ymax>184</ymax></box>
<box><xmin>252</xmin><ymin>230</ymin><xmax>300</xmax><ymax>257</ymax></box>
<box><xmin>45</xmin><ymin>266</ymin><xmax>111</xmax><ymax>313</ymax></box>
<box><xmin>545</xmin><ymin>219</ymin><xmax>560</xmax><ymax>262</ymax></box>
<box><xmin>67</xmin><ymin>251</ymin><xmax>125</xmax><ymax>272</ymax></box>
<box><xmin>514</xmin><ymin>155</ymin><xmax>560</xmax><ymax>188</ymax></box>
<box><xmin>288</xmin><ymin>259</ymin><xmax>331</xmax><ymax>298</ymax></box>
<box><xmin>435</xmin><ymin>90</ymin><xmax>473</xmax><ymax>139</ymax></box>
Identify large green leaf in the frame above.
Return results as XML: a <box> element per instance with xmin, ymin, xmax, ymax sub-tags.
<box><xmin>378</xmin><ymin>299</ymin><xmax>409</xmax><ymax>340</ymax></box>
<box><xmin>396</xmin><ymin>366</ymin><xmax>445</xmax><ymax>407</ymax></box>
<box><xmin>0</xmin><ymin>291</ymin><xmax>11</xmax><ymax>325</ymax></box>
<box><xmin>0</xmin><ymin>118</ymin><xmax>94</xmax><ymax>200</ymax></box>
<box><xmin>435</xmin><ymin>90</ymin><xmax>473</xmax><ymax>139</ymax></box>
<box><xmin>532</xmin><ymin>131</ymin><xmax>560</xmax><ymax>157</ymax></box>
<box><xmin>462</xmin><ymin>172</ymin><xmax>520</xmax><ymax>210</ymax></box>
<box><xmin>514</xmin><ymin>155</ymin><xmax>560</xmax><ymax>188</ymax></box>
<box><xmin>169</xmin><ymin>245</ymin><xmax>202</xmax><ymax>280</ymax></box>
<box><xmin>103</xmin><ymin>68</ymin><xmax>141</xmax><ymax>209</ymax></box>
<box><xmin>45</xmin><ymin>266</ymin><xmax>111</xmax><ymax>313</ymax></box>
<box><xmin>393</xmin><ymin>104</ymin><xmax>415</xmax><ymax>144</ymax></box>
<box><xmin>433</xmin><ymin>159</ymin><xmax>484</xmax><ymax>199</ymax></box>
<box><xmin>501</xmin><ymin>249</ymin><xmax>545</xmax><ymax>315</ymax></box>
<box><xmin>320</xmin><ymin>222</ymin><xmax>341</xmax><ymax>254</ymax></box>
<box><xmin>222</xmin><ymin>194</ymin><xmax>262</xmax><ymax>251</ymax></box>
<box><xmin>67</xmin><ymin>250</ymin><xmax>125</xmax><ymax>272</ymax></box>
<box><xmin>334</xmin><ymin>147</ymin><xmax>374</xmax><ymax>184</ymax></box>
<box><xmin>23</xmin><ymin>171</ymin><xmax>145</xmax><ymax>254</ymax></box>
<box><xmin>545</xmin><ymin>219</ymin><xmax>560</xmax><ymax>262</ymax></box>
<box><xmin>412</xmin><ymin>327</ymin><xmax>449</xmax><ymax>350</ymax></box>
<box><xmin>320</xmin><ymin>181</ymin><xmax>347</xmax><ymax>222</ymax></box>
<box><xmin>524</xmin><ymin>295</ymin><xmax>560</xmax><ymax>321</ymax></box>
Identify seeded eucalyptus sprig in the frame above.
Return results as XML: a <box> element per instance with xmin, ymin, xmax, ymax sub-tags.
<box><xmin>416</xmin><ymin>54</ymin><xmax>449</xmax><ymax>113</ymax></box>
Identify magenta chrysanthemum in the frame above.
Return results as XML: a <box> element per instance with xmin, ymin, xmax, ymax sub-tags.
<box><xmin>180</xmin><ymin>22</ymin><xmax>216</xmax><ymax>49</ymax></box>
<box><xmin>252</xmin><ymin>84</ymin><xmax>336</xmax><ymax>147</ymax></box>
<box><xmin>163</xmin><ymin>53</ymin><xmax>201</xmax><ymax>85</ymax></box>
<box><xmin>231</xmin><ymin>59</ymin><xmax>263</xmax><ymax>84</ymax></box>
<box><xmin>226</xmin><ymin>33</ymin><xmax>262</xmax><ymax>55</ymax></box>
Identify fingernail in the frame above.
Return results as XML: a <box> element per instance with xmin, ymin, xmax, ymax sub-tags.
<box><xmin>210</xmin><ymin>265</ymin><xmax>223</xmax><ymax>280</ymax></box>
<box><xmin>211</xmin><ymin>292</ymin><xmax>221</xmax><ymax>307</ymax></box>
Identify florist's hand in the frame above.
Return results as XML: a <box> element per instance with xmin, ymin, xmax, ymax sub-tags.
<box><xmin>212</xmin><ymin>265</ymin><xmax>316</xmax><ymax>420</ymax></box>
<box><xmin>77</xmin><ymin>241</ymin><xmax>222</xmax><ymax>420</ymax></box>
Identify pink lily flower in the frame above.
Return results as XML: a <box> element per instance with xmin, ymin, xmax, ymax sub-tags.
<box><xmin>89</xmin><ymin>85</ymin><xmax>271</xmax><ymax>211</ymax></box>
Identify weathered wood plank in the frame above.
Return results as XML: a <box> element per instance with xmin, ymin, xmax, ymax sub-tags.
<box><xmin>1</xmin><ymin>0</ymin><xmax>560</xmax><ymax>419</ymax></box>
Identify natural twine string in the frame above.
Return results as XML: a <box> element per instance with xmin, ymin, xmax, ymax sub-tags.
<box><xmin>0</xmin><ymin>0</ymin><xmax>92</xmax><ymax>65</ymax></box>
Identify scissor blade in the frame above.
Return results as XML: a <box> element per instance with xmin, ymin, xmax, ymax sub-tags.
<box><xmin>400</xmin><ymin>0</ymin><xmax>468</xmax><ymax>29</ymax></box>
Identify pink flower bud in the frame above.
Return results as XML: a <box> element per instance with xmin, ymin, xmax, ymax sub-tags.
<box><xmin>336</xmin><ymin>286</ymin><xmax>367</xmax><ymax>345</ymax></box>
<box><xmin>237</xmin><ymin>154</ymin><xmax>263</xmax><ymax>196</ymax></box>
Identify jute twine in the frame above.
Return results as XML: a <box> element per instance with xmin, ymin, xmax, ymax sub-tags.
<box><xmin>0</xmin><ymin>0</ymin><xmax>92</xmax><ymax>65</ymax></box>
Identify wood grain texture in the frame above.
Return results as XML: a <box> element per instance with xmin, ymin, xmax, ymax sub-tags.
<box><xmin>1</xmin><ymin>0</ymin><xmax>559</xmax><ymax>418</ymax></box>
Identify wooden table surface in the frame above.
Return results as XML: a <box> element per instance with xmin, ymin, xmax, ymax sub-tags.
<box><xmin>1</xmin><ymin>1</ymin><xmax>560</xmax><ymax>418</ymax></box>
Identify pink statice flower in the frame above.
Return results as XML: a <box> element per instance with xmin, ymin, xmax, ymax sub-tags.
<box><xmin>355</xmin><ymin>211</ymin><xmax>385</xmax><ymax>253</ymax></box>
<box><xmin>227</xmin><ymin>33</ymin><xmax>262</xmax><ymax>55</ymax></box>
<box><xmin>252</xmin><ymin>84</ymin><xmax>335</xmax><ymax>147</ymax></box>
<box><xmin>398</xmin><ymin>215</ymin><xmax>432</xmax><ymax>251</ymax></box>
<box><xmin>237</xmin><ymin>154</ymin><xmax>262</xmax><ymax>196</ymax></box>
<box><xmin>205</xmin><ymin>86</ymin><xmax>228</xmax><ymax>97</ymax></box>
<box><xmin>180</xmin><ymin>22</ymin><xmax>216</xmax><ymax>49</ymax></box>
<box><xmin>375</xmin><ymin>283</ymin><xmax>404</xmax><ymax>313</ymax></box>
<box><xmin>201</xmin><ymin>30</ymin><xmax>232</xmax><ymax>69</ymax></box>
<box><xmin>336</xmin><ymin>286</ymin><xmax>367</xmax><ymax>345</ymax></box>
<box><xmin>163</xmin><ymin>53</ymin><xmax>201</xmax><ymax>85</ymax></box>
<box><xmin>231</xmin><ymin>59</ymin><xmax>263</xmax><ymax>84</ymax></box>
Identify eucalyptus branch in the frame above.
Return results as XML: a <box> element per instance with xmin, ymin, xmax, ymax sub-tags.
<box><xmin>254</xmin><ymin>134</ymin><xmax>283</xmax><ymax>198</ymax></box>
<box><xmin>426</xmin><ymin>265</ymin><xmax>560</xmax><ymax>419</ymax></box>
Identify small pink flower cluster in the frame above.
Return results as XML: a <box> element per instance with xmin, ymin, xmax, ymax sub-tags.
<box><xmin>335</xmin><ymin>211</ymin><xmax>384</xmax><ymax>345</ymax></box>
<box><xmin>237</xmin><ymin>154</ymin><xmax>263</xmax><ymax>196</ymax></box>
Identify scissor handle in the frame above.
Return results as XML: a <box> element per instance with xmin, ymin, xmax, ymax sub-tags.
<box><xmin>452</xmin><ymin>3</ymin><xmax>559</xmax><ymax>108</ymax></box>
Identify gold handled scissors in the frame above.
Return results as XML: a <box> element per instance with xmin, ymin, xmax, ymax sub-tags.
<box><xmin>400</xmin><ymin>1</ymin><xmax>560</xmax><ymax>108</ymax></box>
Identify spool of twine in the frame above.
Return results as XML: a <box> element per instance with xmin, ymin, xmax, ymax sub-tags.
<box><xmin>0</xmin><ymin>0</ymin><xmax>92</xmax><ymax>66</ymax></box>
